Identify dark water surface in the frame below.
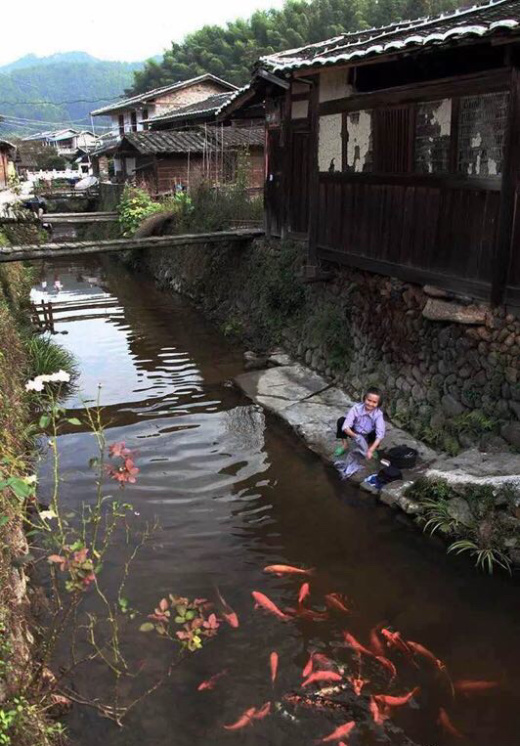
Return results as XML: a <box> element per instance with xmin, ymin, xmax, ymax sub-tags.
<box><xmin>32</xmin><ymin>259</ymin><xmax>520</xmax><ymax>746</ymax></box>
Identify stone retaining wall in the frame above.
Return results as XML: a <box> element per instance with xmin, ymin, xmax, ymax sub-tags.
<box><xmin>130</xmin><ymin>238</ymin><xmax>520</xmax><ymax>455</ymax></box>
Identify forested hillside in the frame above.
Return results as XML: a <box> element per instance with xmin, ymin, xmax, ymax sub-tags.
<box><xmin>129</xmin><ymin>0</ymin><xmax>470</xmax><ymax>94</ymax></box>
<box><xmin>0</xmin><ymin>53</ymin><xmax>144</xmax><ymax>137</ymax></box>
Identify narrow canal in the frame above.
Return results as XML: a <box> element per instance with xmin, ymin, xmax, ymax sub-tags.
<box><xmin>32</xmin><ymin>258</ymin><xmax>520</xmax><ymax>746</ymax></box>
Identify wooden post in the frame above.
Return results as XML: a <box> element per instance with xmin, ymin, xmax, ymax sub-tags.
<box><xmin>280</xmin><ymin>87</ymin><xmax>292</xmax><ymax>240</ymax></box>
<box><xmin>492</xmin><ymin>66</ymin><xmax>520</xmax><ymax>306</ymax></box>
<box><xmin>307</xmin><ymin>75</ymin><xmax>320</xmax><ymax>267</ymax></box>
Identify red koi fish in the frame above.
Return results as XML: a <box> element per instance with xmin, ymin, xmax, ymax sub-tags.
<box><xmin>407</xmin><ymin>640</ymin><xmax>444</xmax><ymax>670</ymax></box>
<box><xmin>369</xmin><ymin>696</ymin><xmax>390</xmax><ymax>725</ymax></box>
<box><xmin>454</xmin><ymin>679</ymin><xmax>499</xmax><ymax>694</ymax></box>
<box><xmin>302</xmin><ymin>652</ymin><xmax>332</xmax><ymax>678</ymax></box>
<box><xmin>263</xmin><ymin>564</ymin><xmax>315</xmax><ymax>577</ymax></box>
<box><xmin>270</xmin><ymin>652</ymin><xmax>279</xmax><ymax>683</ymax></box>
<box><xmin>375</xmin><ymin>656</ymin><xmax>397</xmax><ymax>681</ymax></box>
<box><xmin>438</xmin><ymin>707</ymin><xmax>464</xmax><ymax>738</ymax></box>
<box><xmin>374</xmin><ymin>687</ymin><xmax>419</xmax><ymax>708</ymax></box>
<box><xmin>348</xmin><ymin>676</ymin><xmax>369</xmax><ymax>696</ymax></box>
<box><xmin>324</xmin><ymin>593</ymin><xmax>351</xmax><ymax>615</ymax></box>
<box><xmin>299</xmin><ymin>582</ymin><xmax>311</xmax><ymax>605</ymax></box>
<box><xmin>223</xmin><ymin>703</ymin><xmax>271</xmax><ymax>730</ymax></box>
<box><xmin>197</xmin><ymin>669</ymin><xmax>228</xmax><ymax>691</ymax></box>
<box><xmin>380</xmin><ymin>628</ymin><xmax>413</xmax><ymax>656</ymax></box>
<box><xmin>369</xmin><ymin>625</ymin><xmax>386</xmax><ymax>657</ymax></box>
<box><xmin>302</xmin><ymin>671</ymin><xmax>342</xmax><ymax>688</ymax></box>
<box><xmin>252</xmin><ymin>591</ymin><xmax>290</xmax><ymax>621</ymax></box>
<box><xmin>317</xmin><ymin>721</ymin><xmax>356</xmax><ymax>743</ymax></box>
<box><xmin>343</xmin><ymin>631</ymin><xmax>374</xmax><ymax>659</ymax></box>
<box><xmin>224</xmin><ymin>707</ymin><xmax>256</xmax><ymax>730</ymax></box>
<box><xmin>215</xmin><ymin>587</ymin><xmax>239</xmax><ymax>628</ymax></box>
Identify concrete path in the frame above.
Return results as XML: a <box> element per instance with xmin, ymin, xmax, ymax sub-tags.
<box><xmin>235</xmin><ymin>353</ymin><xmax>520</xmax><ymax>517</ymax></box>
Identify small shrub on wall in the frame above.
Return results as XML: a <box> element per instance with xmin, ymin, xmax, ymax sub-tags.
<box><xmin>117</xmin><ymin>185</ymin><xmax>162</xmax><ymax>237</ymax></box>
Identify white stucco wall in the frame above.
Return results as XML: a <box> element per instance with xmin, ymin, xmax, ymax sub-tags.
<box><xmin>291</xmin><ymin>100</ymin><xmax>308</xmax><ymax>119</ymax></box>
<box><xmin>318</xmin><ymin>113</ymin><xmax>343</xmax><ymax>172</ymax></box>
<box><xmin>345</xmin><ymin>110</ymin><xmax>373</xmax><ymax>172</ymax></box>
<box><xmin>319</xmin><ymin>69</ymin><xmax>353</xmax><ymax>103</ymax></box>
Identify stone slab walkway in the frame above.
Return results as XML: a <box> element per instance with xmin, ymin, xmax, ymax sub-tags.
<box><xmin>235</xmin><ymin>355</ymin><xmax>520</xmax><ymax>517</ymax></box>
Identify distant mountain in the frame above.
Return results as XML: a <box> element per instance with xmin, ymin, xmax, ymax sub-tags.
<box><xmin>0</xmin><ymin>53</ymin><xmax>151</xmax><ymax>137</ymax></box>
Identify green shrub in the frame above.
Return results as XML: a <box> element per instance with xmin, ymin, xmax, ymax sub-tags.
<box><xmin>117</xmin><ymin>185</ymin><xmax>163</xmax><ymax>237</ymax></box>
<box><xmin>306</xmin><ymin>304</ymin><xmax>352</xmax><ymax>371</ymax></box>
<box><xmin>26</xmin><ymin>335</ymin><xmax>77</xmax><ymax>381</ymax></box>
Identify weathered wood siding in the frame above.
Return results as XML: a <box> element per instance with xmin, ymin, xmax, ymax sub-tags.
<box><xmin>316</xmin><ymin>173</ymin><xmax>501</xmax><ymax>298</ymax></box>
<box><xmin>0</xmin><ymin>151</ymin><xmax>9</xmax><ymax>189</ymax></box>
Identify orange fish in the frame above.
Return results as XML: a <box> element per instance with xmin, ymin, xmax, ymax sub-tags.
<box><xmin>270</xmin><ymin>652</ymin><xmax>279</xmax><ymax>683</ymax></box>
<box><xmin>375</xmin><ymin>656</ymin><xmax>397</xmax><ymax>681</ymax></box>
<box><xmin>223</xmin><ymin>707</ymin><xmax>256</xmax><ymax>730</ymax></box>
<box><xmin>438</xmin><ymin>707</ymin><xmax>464</xmax><ymax>738</ymax></box>
<box><xmin>263</xmin><ymin>564</ymin><xmax>314</xmax><ymax>577</ymax></box>
<box><xmin>197</xmin><ymin>669</ymin><xmax>228</xmax><ymax>691</ymax></box>
<box><xmin>343</xmin><ymin>631</ymin><xmax>375</xmax><ymax>659</ymax></box>
<box><xmin>254</xmin><ymin>702</ymin><xmax>271</xmax><ymax>720</ymax></box>
<box><xmin>302</xmin><ymin>671</ymin><xmax>342</xmax><ymax>687</ymax></box>
<box><xmin>302</xmin><ymin>652</ymin><xmax>332</xmax><ymax>678</ymax></box>
<box><xmin>324</xmin><ymin>593</ymin><xmax>351</xmax><ymax>615</ymax></box>
<box><xmin>454</xmin><ymin>679</ymin><xmax>499</xmax><ymax>694</ymax></box>
<box><xmin>369</xmin><ymin>625</ymin><xmax>385</xmax><ymax>657</ymax></box>
<box><xmin>374</xmin><ymin>687</ymin><xmax>419</xmax><ymax>708</ymax></box>
<box><xmin>298</xmin><ymin>582</ymin><xmax>311</xmax><ymax>605</ymax></box>
<box><xmin>380</xmin><ymin>628</ymin><xmax>412</xmax><ymax>657</ymax></box>
<box><xmin>318</xmin><ymin>721</ymin><xmax>356</xmax><ymax>743</ymax></box>
<box><xmin>369</xmin><ymin>696</ymin><xmax>390</xmax><ymax>725</ymax></box>
<box><xmin>252</xmin><ymin>591</ymin><xmax>290</xmax><ymax>621</ymax></box>
<box><xmin>348</xmin><ymin>676</ymin><xmax>369</xmax><ymax>696</ymax></box>
<box><xmin>407</xmin><ymin>640</ymin><xmax>443</xmax><ymax>669</ymax></box>
<box><xmin>215</xmin><ymin>587</ymin><xmax>239</xmax><ymax>628</ymax></box>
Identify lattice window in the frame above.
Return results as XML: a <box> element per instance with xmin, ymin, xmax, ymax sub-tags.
<box><xmin>415</xmin><ymin>99</ymin><xmax>452</xmax><ymax>174</ymax></box>
<box><xmin>343</xmin><ymin>110</ymin><xmax>373</xmax><ymax>172</ymax></box>
<box><xmin>457</xmin><ymin>92</ymin><xmax>509</xmax><ymax>177</ymax></box>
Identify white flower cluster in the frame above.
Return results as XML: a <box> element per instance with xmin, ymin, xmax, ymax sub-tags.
<box><xmin>25</xmin><ymin>369</ymin><xmax>71</xmax><ymax>392</ymax></box>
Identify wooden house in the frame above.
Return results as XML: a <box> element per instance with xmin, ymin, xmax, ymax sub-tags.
<box><xmin>90</xmin><ymin>74</ymin><xmax>238</xmax><ymax>137</ymax></box>
<box><xmin>108</xmin><ymin>126</ymin><xmax>265</xmax><ymax>195</ymax></box>
<box><xmin>222</xmin><ymin>0</ymin><xmax>520</xmax><ymax>307</ymax></box>
<box><xmin>0</xmin><ymin>139</ymin><xmax>16</xmax><ymax>189</ymax></box>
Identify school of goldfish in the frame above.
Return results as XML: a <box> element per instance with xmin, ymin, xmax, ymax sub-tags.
<box><xmin>196</xmin><ymin>564</ymin><xmax>500</xmax><ymax>744</ymax></box>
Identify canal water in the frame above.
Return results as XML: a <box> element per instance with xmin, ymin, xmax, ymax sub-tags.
<box><xmin>32</xmin><ymin>258</ymin><xmax>520</xmax><ymax>746</ymax></box>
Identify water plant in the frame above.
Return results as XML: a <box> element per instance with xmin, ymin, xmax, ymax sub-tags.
<box><xmin>447</xmin><ymin>540</ymin><xmax>512</xmax><ymax>575</ymax></box>
<box><xmin>25</xmin><ymin>335</ymin><xmax>77</xmax><ymax>381</ymax></box>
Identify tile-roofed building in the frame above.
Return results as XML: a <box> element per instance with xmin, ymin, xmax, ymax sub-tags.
<box><xmin>90</xmin><ymin>74</ymin><xmax>238</xmax><ymax>140</ymax></box>
<box><xmin>0</xmin><ymin>138</ymin><xmax>16</xmax><ymax>189</ymax></box>
<box><xmin>226</xmin><ymin>0</ymin><xmax>520</xmax><ymax>309</ymax></box>
<box><xmin>146</xmin><ymin>92</ymin><xmax>235</xmax><ymax>128</ymax></box>
<box><xmin>262</xmin><ymin>0</ymin><xmax>520</xmax><ymax>72</ymax></box>
<box><xmin>122</xmin><ymin>130</ymin><xmax>208</xmax><ymax>155</ymax></box>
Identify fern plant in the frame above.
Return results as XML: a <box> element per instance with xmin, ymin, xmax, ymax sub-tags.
<box><xmin>448</xmin><ymin>539</ymin><xmax>512</xmax><ymax>575</ymax></box>
<box><xmin>421</xmin><ymin>498</ymin><xmax>457</xmax><ymax>536</ymax></box>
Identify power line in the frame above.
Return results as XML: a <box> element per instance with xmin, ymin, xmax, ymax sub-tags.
<box><xmin>0</xmin><ymin>97</ymin><xmax>119</xmax><ymax>106</ymax></box>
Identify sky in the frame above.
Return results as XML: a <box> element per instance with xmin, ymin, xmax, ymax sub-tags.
<box><xmin>1</xmin><ymin>0</ymin><xmax>288</xmax><ymax>66</ymax></box>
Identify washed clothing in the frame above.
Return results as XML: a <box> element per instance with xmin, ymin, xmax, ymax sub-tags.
<box><xmin>335</xmin><ymin>434</ymin><xmax>369</xmax><ymax>479</ymax></box>
<box><xmin>342</xmin><ymin>403</ymin><xmax>385</xmax><ymax>441</ymax></box>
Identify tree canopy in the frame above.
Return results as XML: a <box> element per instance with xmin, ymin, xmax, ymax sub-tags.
<box><xmin>128</xmin><ymin>0</ymin><xmax>469</xmax><ymax>94</ymax></box>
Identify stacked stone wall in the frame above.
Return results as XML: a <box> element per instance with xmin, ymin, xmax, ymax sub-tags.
<box><xmin>131</xmin><ymin>238</ymin><xmax>520</xmax><ymax>454</ymax></box>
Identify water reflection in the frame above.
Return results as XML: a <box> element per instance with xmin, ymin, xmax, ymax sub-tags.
<box><xmin>33</xmin><ymin>258</ymin><xmax>520</xmax><ymax>746</ymax></box>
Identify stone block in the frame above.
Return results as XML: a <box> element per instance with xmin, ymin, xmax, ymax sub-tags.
<box><xmin>441</xmin><ymin>394</ymin><xmax>465</xmax><ymax>417</ymax></box>
<box><xmin>423</xmin><ymin>299</ymin><xmax>488</xmax><ymax>325</ymax></box>
<box><xmin>501</xmin><ymin>422</ymin><xmax>520</xmax><ymax>449</ymax></box>
<box><xmin>447</xmin><ymin>497</ymin><xmax>473</xmax><ymax>527</ymax></box>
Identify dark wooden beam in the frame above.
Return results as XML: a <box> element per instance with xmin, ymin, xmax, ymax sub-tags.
<box><xmin>307</xmin><ymin>75</ymin><xmax>320</xmax><ymax>266</ymax></box>
<box><xmin>319</xmin><ymin>170</ymin><xmax>501</xmax><ymax>193</ymax></box>
<box><xmin>492</xmin><ymin>66</ymin><xmax>520</xmax><ymax>305</ymax></box>
<box><xmin>319</xmin><ymin>69</ymin><xmax>511</xmax><ymax>116</ymax></box>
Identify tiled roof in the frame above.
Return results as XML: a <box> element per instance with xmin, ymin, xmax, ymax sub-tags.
<box><xmin>146</xmin><ymin>92</ymin><xmax>234</xmax><ymax>124</ymax></box>
<box><xmin>123</xmin><ymin>130</ymin><xmax>208</xmax><ymax>154</ymax></box>
<box><xmin>91</xmin><ymin>74</ymin><xmax>238</xmax><ymax>116</ymax></box>
<box><xmin>261</xmin><ymin>0</ymin><xmax>520</xmax><ymax>72</ymax></box>
<box><xmin>217</xmin><ymin>125</ymin><xmax>265</xmax><ymax>148</ymax></box>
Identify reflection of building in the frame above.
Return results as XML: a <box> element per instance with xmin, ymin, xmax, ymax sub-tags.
<box><xmin>0</xmin><ymin>139</ymin><xmax>16</xmax><ymax>189</ymax></box>
<box><xmin>100</xmin><ymin>126</ymin><xmax>265</xmax><ymax>195</ymax></box>
<box><xmin>91</xmin><ymin>74</ymin><xmax>237</xmax><ymax>137</ymax></box>
<box><xmin>223</xmin><ymin>0</ymin><xmax>520</xmax><ymax>305</ymax></box>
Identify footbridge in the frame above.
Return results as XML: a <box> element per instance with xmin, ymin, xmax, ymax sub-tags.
<box><xmin>0</xmin><ymin>229</ymin><xmax>264</xmax><ymax>263</ymax></box>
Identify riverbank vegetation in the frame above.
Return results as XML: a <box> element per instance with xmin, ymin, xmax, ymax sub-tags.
<box><xmin>406</xmin><ymin>477</ymin><xmax>520</xmax><ymax>574</ymax></box>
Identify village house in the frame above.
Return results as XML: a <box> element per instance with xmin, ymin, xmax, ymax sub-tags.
<box><xmin>101</xmin><ymin>126</ymin><xmax>265</xmax><ymax>195</ymax></box>
<box><xmin>90</xmin><ymin>74</ymin><xmax>238</xmax><ymax>137</ymax></box>
<box><xmin>0</xmin><ymin>139</ymin><xmax>16</xmax><ymax>189</ymax></box>
<box><xmin>22</xmin><ymin>129</ymin><xmax>98</xmax><ymax>157</ymax></box>
<box><xmin>221</xmin><ymin>0</ymin><xmax>520</xmax><ymax>308</ymax></box>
